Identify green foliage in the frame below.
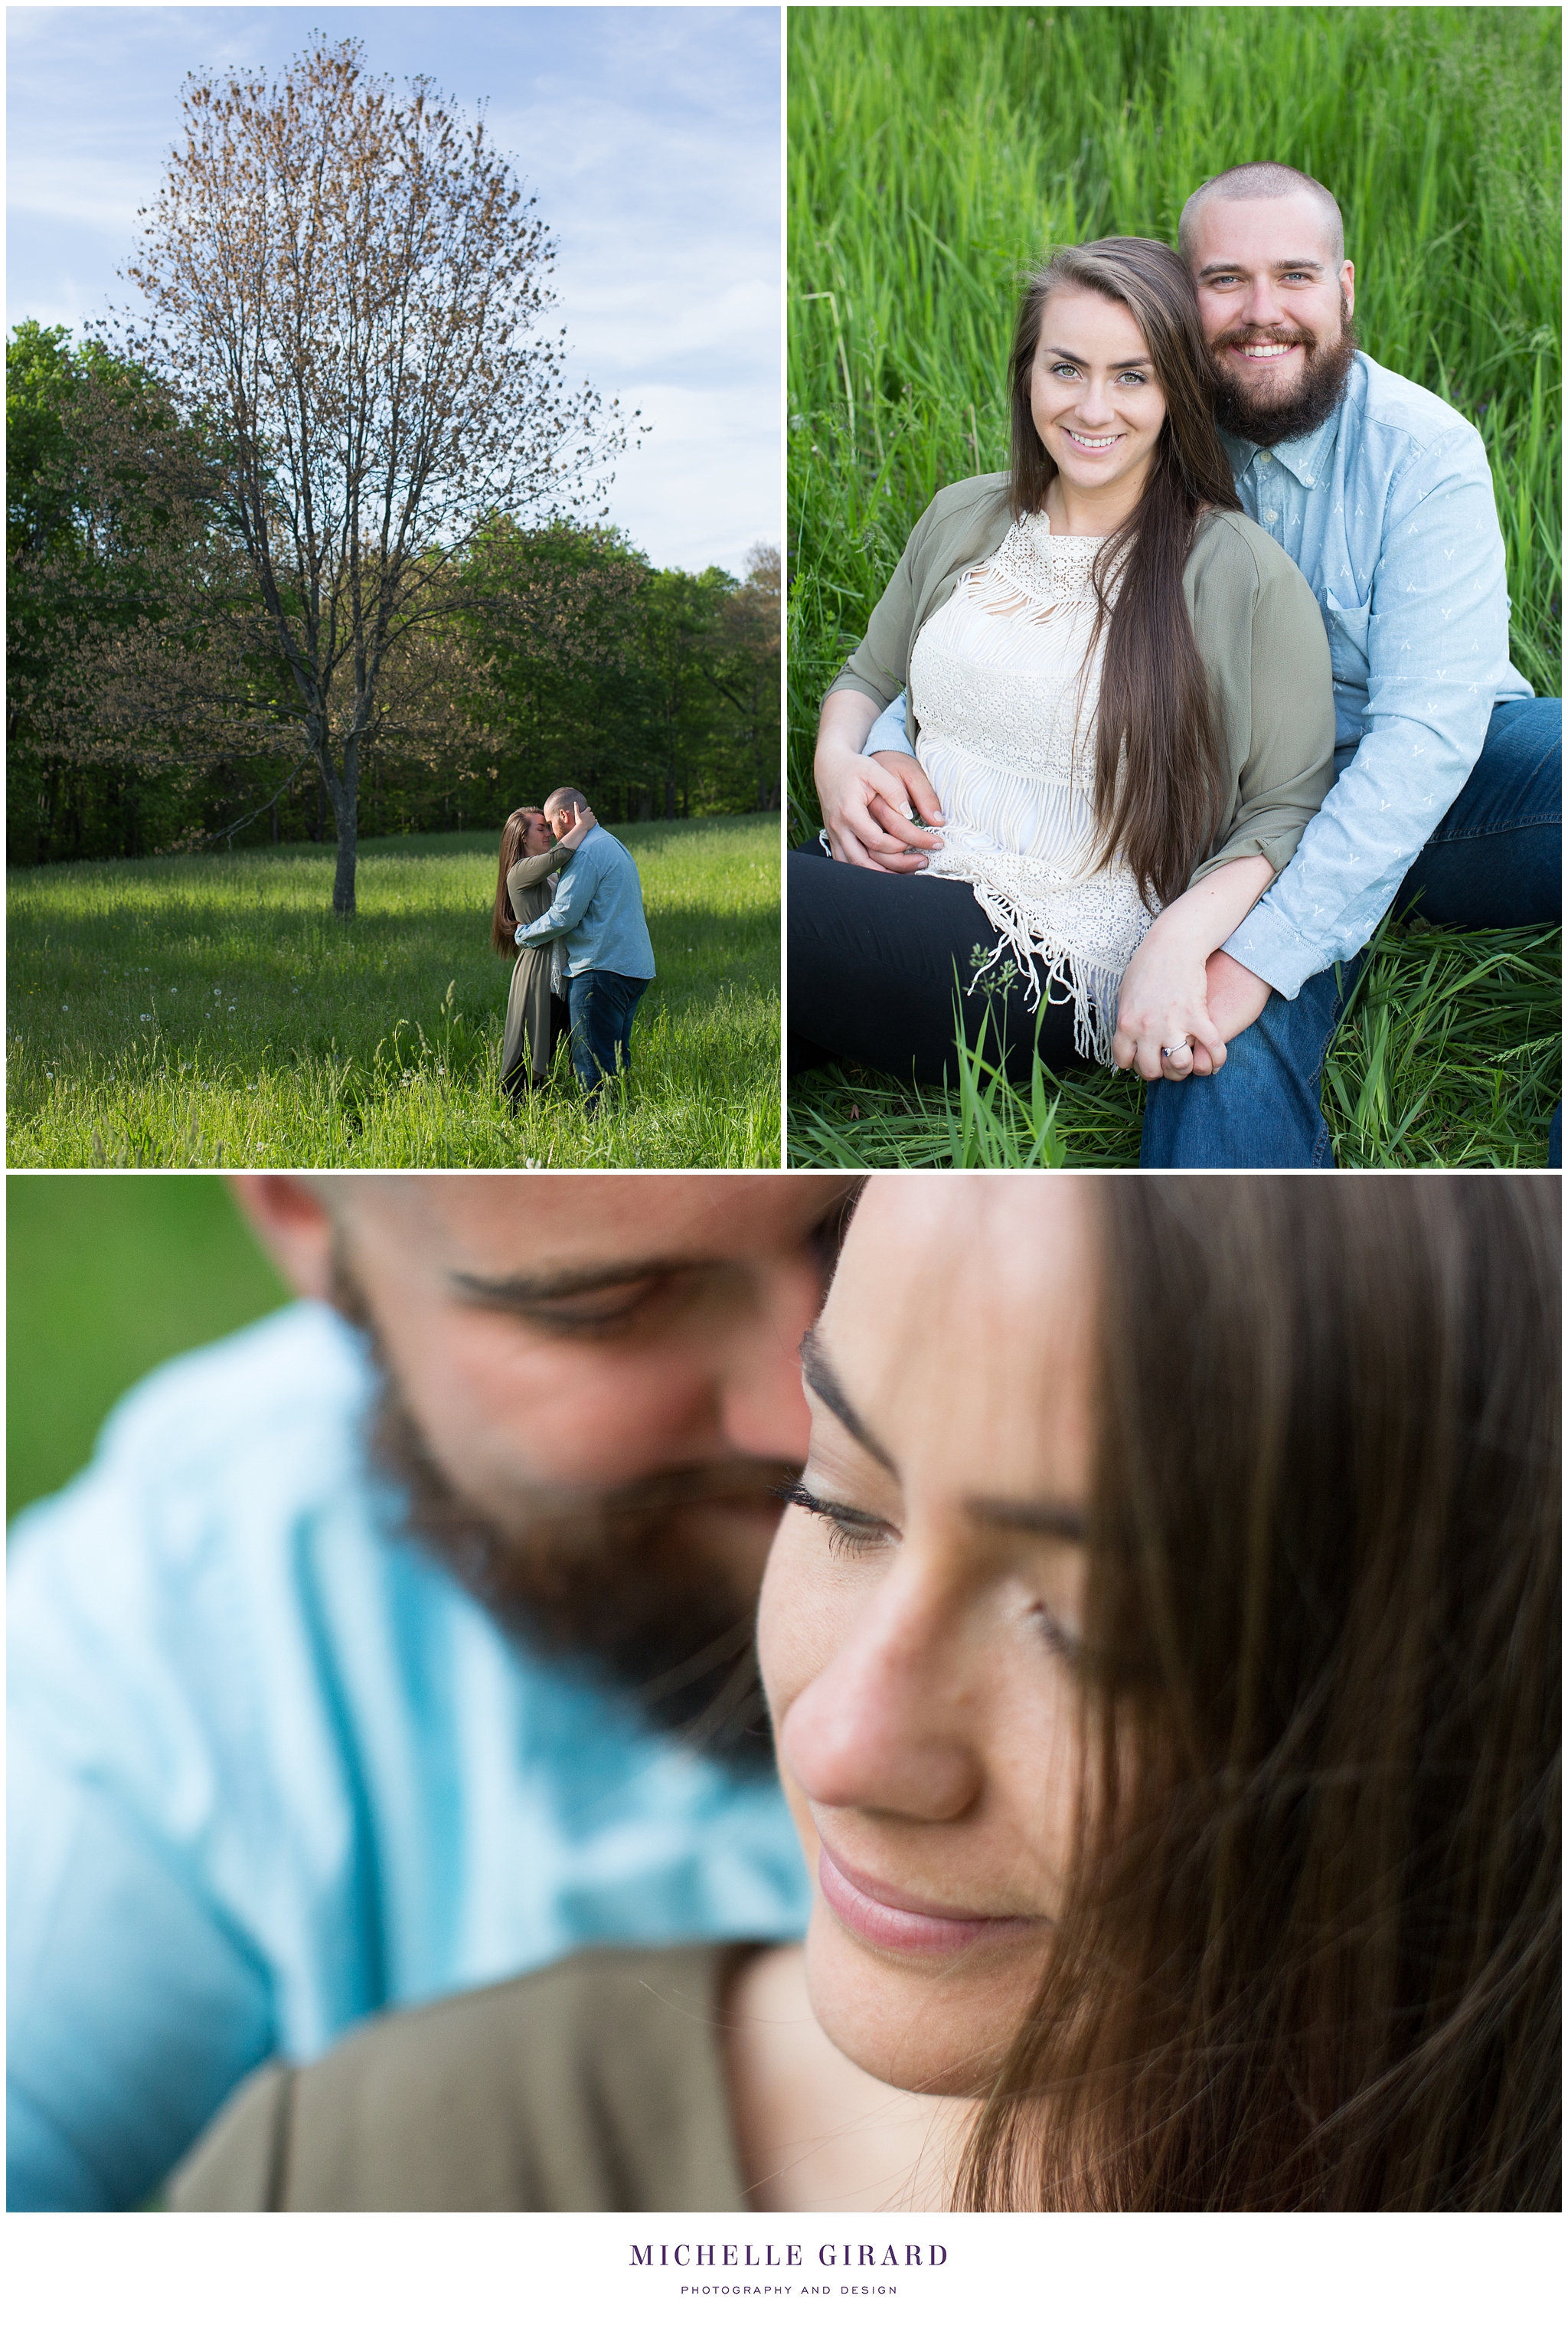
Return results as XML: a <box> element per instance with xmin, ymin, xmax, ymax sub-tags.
<box><xmin>7</xmin><ymin>1177</ymin><xmax>288</xmax><ymax>1518</ymax></box>
<box><xmin>787</xmin><ymin>5</ymin><xmax>1560</xmax><ymax>1167</ymax></box>
<box><xmin>789</xmin><ymin>917</ymin><xmax>1559</xmax><ymax>1169</ymax></box>
<box><xmin>461</xmin><ymin>522</ymin><xmax>780</xmax><ymax>831</ymax></box>
<box><xmin>9</xmin><ymin>816</ymin><xmax>781</xmax><ymax>1168</ymax></box>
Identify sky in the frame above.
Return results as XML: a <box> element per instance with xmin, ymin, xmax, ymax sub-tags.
<box><xmin>6</xmin><ymin>4</ymin><xmax>780</xmax><ymax>576</ymax></box>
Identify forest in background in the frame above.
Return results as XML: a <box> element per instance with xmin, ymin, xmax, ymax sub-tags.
<box><xmin>8</xmin><ymin>319</ymin><xmax>780</xmax><ymax>867</ymax></box>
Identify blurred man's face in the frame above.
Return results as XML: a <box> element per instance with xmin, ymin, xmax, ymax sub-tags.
<box><xmin>236</xmin><ymin>1175</ymin><xmax>855</xmax><ymax>1760</ymax></box>
<box><xmin>546</xmin><ymin>800</ymin><xmax>578</xmax><ymax>839</ymax></box>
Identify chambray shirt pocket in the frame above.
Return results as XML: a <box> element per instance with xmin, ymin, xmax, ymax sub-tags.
<box><xmin>1321</xmin><ymin>589</ymin><xmax>1373</xmax><ymax>685</ymax></box>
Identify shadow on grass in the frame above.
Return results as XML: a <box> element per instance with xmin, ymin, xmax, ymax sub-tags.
<box><xmin>8</xmin><ymin>818</ymin><xmax>782</xmax><ymax>1167</ymax></box>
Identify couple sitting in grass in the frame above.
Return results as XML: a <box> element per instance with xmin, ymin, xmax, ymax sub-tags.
<box><xmin>789</xmin><ymin>162</ymin><xmax>1560</xmax><ymax>1168</ymax></box>
<box><xmin>492</xmin><ymin>787</ymin><xmax>656</xmax><ymax>1116</ymax></box>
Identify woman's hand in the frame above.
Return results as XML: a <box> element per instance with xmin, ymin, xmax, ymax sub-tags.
<box><xmin>1113</xmin><ymin>918</ymin><xmax>1227</xmax><ymax>1081</ymax></box>
<box><xmin>1112</xmin><ymin>855</ymin><xmax>1278</xmax><ymax>1081</ymax></box>
<box><xmin>560</xmin><ymin>806</ymin><xmax>596</xmax><ymax>850</ymax></box>
<box><xmin>815</xmin><ymin>695</ymin><xmax>946</xmax><ymax>873</ymax></box>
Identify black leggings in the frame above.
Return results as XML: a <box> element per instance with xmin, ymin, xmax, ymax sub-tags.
<box><xmin>788</xmin><ymin>848</ymin><xmax>1086</xmax><ymax>1085</ymax></box>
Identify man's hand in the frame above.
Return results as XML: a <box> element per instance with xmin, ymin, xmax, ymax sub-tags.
<box><xmin>1184</xmin><ymin>949</ymin><xmax>1274</xmax><ymax>1072</ymax></box>
<box><xmin>815</xmin><ymin>695</ymin><xmax>946</xmax><ymax>873</ymax></box>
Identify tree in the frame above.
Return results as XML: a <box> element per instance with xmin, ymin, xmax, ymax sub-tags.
<box><xmin>704</xmin><ymin>543</ymin><xmax>782</xmax><ymax>812</ymax></box>
<box><xmin>6</xmin><ymin>322</ymin><xmax>230</xmax><ymax>862</ymax></box>
<box><xmin>122</xmin><ymin>36</ymin><xmax>627</xmax><ymax>914</ymax></box>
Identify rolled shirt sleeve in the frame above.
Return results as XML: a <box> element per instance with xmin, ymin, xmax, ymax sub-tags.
<box><xmin>1223</xmin><ymin>427</ymin><xmax>1518</xmax><ymax>997</ymax></box>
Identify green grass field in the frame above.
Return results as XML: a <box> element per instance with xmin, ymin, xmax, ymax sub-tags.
<box><xmin>7</xmin><ymin>1176</ymin><xmax>288</xmax><ymax>1517</ymax></box>
<box><xmin>787</xmin><ymin>6</ymin><xmax>1560</xmax><ymax>1169</ymax></box>
<box><xmin>8</xmin><ymin>816</ymin><xmax>782</xmax><ymax>1168</ymax></box>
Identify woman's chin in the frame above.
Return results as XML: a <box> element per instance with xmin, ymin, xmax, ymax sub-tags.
<box><xmin>802</xmin><ymin>1905</ymin><xmax>1035</xmax><ymax>2099</ymax></box>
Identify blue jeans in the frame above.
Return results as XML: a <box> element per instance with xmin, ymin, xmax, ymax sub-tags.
<box><xmin>567</xmin><ymin>970</ymin><xmax>649</xmax><ymax>1105</ymax></box>
<box><xmin>1141</xmin><ymin>697</ymin><xmax>1561</xmax><ymax>1168</ymax></box>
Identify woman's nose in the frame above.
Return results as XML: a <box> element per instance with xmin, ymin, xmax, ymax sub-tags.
<box><xmin>1075</xmin><ymin>375</ymin><xmax>1114</xmax><ymax>423</ymax></box>
<box><xmin>779</xmin><ymin>1574</ymin><xmax>982</xmax><ymax>1823</ymax></box>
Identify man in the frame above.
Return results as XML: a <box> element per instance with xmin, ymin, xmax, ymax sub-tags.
<box><xmin>515</xmin><ymin>788</ymin><xmax>656</xmax><ymax>1108</ymax></box>
<box><xmin>8</xmin><ymin>1173</ymin><xmax>851</xmax><ymax>2209</ymax></box>
<box><xmin>815</xmin><ymin>163</ymin><xmax>1560</xmax><ymax>1166</ymax></box>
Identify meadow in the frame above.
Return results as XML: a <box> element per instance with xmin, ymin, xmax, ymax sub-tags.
<box><xmin>787</xmin><ymin>5</ymin><xmax>1560</xmax><ymax>1169</ymax></box>
<box><xmin>8</xmin><ymin>817</ymin><xmax>781</xmax><ymax>1169</ymax></box>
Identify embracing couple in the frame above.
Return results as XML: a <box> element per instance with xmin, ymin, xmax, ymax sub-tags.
<box><xmin>154</xmin><ymin>1172</ymin><xmax>1556</xmax><ymax>2211</ymax></box>
<box><xmin>492</xmin><ymin>786</ymin><xmax>656</xmax><ymax>1114</ymax></box>
<box><xmin>789</xmin><ymin>162</ymin><xmax>1560</xmax><ymax>1167</ymax></box>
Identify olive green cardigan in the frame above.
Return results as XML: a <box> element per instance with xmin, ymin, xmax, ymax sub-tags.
<box><xmin>825</xmin><ymin>475</ymin><xmax>1336</xmax><ymax>891</ymax></box>
<box><xmin>165</xmin><ymin>1944</ymin><xmax>749</xmax><ymax>2211</ymax></box>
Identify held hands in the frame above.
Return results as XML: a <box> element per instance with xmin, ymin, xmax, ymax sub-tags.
<box><xmin>1113</xmin><ymin>917</ymin><xmax>1228</xmax><ymax>1081</ymax></box>
<box><xmin>1113</xmin><ymin>930</ymin><xmax>1275</xmax><ymax>1081</ymax></box>
<box><xmin>815</xmin><ymin>740</ymin><xmax>947</xmax><ymax>874</ymax></box>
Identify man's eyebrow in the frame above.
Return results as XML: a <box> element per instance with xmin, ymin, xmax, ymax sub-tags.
<box><xmin>1197</xmin><ymin>257</ymin><xmax>1325</xmax><ymax>278</ymax></box>
<box><xmin>449</xmin><ymin>1258</ymin><xmax>703</xmax><ymax>1308</ymax></box>
<box><xmin>799</xmin><ymin>1326</ymin><xmax>897</xmax><ymax>1474</ymax></box>
<box><xmin>965</xmin><ymin>1496</ymin><xmax>1086</xmax><ymax>1543</ymax></box>
<box><xmin>1043</xmin><ymin>342</ymin><xmax>1151</xmax><ymax>368</ymax></box>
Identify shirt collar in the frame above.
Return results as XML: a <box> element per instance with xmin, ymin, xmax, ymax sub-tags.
<box><xmin>1220</xmin><ymin>400</ymin><xmax>1344</xmax><ymax>489</ymax></box>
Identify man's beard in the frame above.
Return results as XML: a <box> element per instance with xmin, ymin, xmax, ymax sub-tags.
<box><xmin>340</xmin><ymin>1274</ymin><xmax>793</xmax><ymax>1772</ymax></box>
<box><xmin>1211</xmin><ymin>296</ymin><xmax>1358</xmax><ymax>449</ymax></box>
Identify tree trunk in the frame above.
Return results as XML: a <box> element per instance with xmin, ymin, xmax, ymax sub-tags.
<box><xmin>326</xmin><ymin>732</ymin><xmax>359</xmax><ymax>917</ymax></box>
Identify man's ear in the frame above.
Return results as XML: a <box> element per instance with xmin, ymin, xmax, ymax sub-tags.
<box><xmin>229</xmin><ymin>1176</ymin><xmax>338</xmax><ymax>1301</ymax></box>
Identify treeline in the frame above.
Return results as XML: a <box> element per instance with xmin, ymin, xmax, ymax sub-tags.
<box><xmin>8</xmin><ymin>322</ymin><xmax>779</xmax><ymax>866</ymax></box>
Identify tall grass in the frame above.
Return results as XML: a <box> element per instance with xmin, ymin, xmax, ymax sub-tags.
<box><xmin>9</xmin><ymin>818</ymin><xmax>782</xmax><ymax>1168</ymax></box>
<box><xmin>787</xmin><ymin>7</ymin><xmax>1560</xmax><ymax>1167</ymax></box>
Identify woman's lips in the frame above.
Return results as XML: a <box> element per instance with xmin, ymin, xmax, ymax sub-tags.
<box><xmin>815</xmin><ymin>1839</ymin><xmax>1040</xmax><ymax>1958</ymax></box>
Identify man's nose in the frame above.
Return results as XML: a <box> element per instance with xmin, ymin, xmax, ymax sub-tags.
<box><xmin>1238</xmin><ymin>272</ymin><xmax>1288</xmax><ymax>328</ymax></box>
<box><xmin>714</xmin><ymin>1261</ymin><xmax>820</xmax><ymax>1463</ymax></box>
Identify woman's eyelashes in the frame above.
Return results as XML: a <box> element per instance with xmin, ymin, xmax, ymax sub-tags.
<box><xmin>782</xmin><ymin>1480</ymin><xmax>895</xmax><ymax>1560</ymax></box>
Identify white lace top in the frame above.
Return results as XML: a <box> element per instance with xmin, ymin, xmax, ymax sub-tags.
<box><xmin>910</xmin><ymin>512</ymin><xmax>1152</xmax><ymax>1063</ymax></box>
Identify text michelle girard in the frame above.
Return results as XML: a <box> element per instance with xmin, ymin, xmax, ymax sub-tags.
<box><xmin>631</xmin><ymin>2242</ymin><xmax>949</xmax><ymax>2274</ymax></box>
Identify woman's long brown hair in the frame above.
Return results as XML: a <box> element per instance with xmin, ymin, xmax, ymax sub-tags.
<box><xmin>961</xmin><ymin>1177</ymin><xmax>1560</xmax><ymax>2211</ymax></box>
<box><xmin>491</xmin><ymin>806</ymin><xmax>544</xmax><ymax>955</ymax></box>
<box><xmin>1009</xmin><ymin>238</ymin><xmax>1243</xmax><ymax>907</ymax></box>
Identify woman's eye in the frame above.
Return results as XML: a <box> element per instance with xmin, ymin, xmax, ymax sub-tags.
<box><xmin>780</xmin><ymin>1480</ymin><xmax>892</xmax><ymax>1558</ymax></box>
<box><xmin>1031</xmin><ymin>1605</ymin><xmax>1081</xmax><ymax>1665</ymax></box>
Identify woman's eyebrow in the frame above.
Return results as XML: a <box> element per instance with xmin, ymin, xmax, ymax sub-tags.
<box><xmin>965</xmin><ymin>1495</ymin><xmax>1085</xmax><ymax>1542</ymax></box>
<box><xmin>799</xmin><ymin>1326</ymin><xmax>897</xmax><ymax>1473</ymax></box>
<box><xmin>449</xmin><ymin>1260</ymin><xmax>696</xmax><ymax>1310</ymax></box>
<box><xmin>1042</xmin><ymin>343</ymin><xmax>1151</xmax><ymax>368</ymax></box>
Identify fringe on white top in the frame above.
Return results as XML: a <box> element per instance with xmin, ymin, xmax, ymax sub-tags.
<box><xmin>910</xmin><ymin>512</ymin><xmax>1152</xmax><ymax>1066</ymax></box>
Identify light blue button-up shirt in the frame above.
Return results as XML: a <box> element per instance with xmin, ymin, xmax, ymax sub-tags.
<box><xmin>1217</xmin><ymin>352</ymin><xmax>1531</xmax><ymax>996</ymax></box>
<box><xmin>7</xmin><ymin>1304</ymin><xmax>808</xmax><ymax>2211</ymax></box>
<box><xmin>516</xmin><ymin>824</ymin><xmax>657</xmax><ymax>980</ymax></box>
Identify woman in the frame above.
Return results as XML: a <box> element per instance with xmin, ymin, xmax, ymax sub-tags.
<box><xmin>790</xmin><ymin>237</ymin><xmax>1336</xmax><ymax>1089</ymax></box>
<box><xmin>168</xmin><ymin>1176</ymin><xmax>1559</xmax><ymax>2211</ymax></box>
<box><xmin>492</xmin><ymin>803</ymin><xmax>595</xmax><ymax>1101</ymax></box>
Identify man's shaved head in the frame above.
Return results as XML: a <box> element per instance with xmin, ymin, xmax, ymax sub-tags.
<box><xmin>1179</xmin><ymin>162</ymin><xmax>1344</xmax><ymax>266</ymax></box>
<box><xmin>544</xmin><ymin>786</ymin><xmax>590</xmax><ymax>816</ymax></box>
